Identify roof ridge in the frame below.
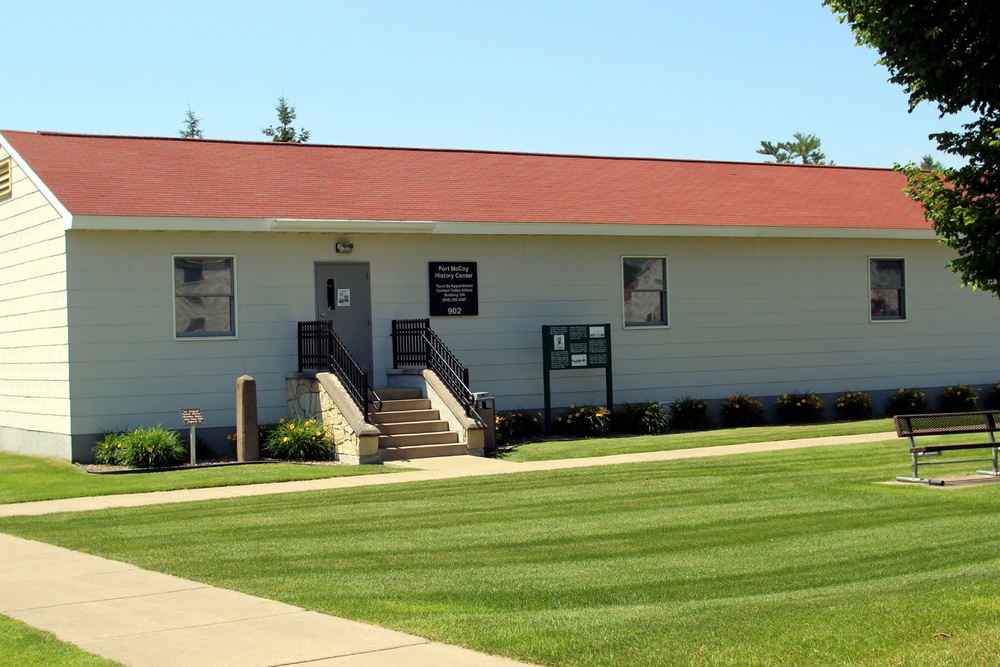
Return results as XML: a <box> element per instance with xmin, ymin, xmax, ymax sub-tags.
<box><xmin>3</xmin><ymin>129</ymin><xmax>892</xmax><ymax>172</ymax></box>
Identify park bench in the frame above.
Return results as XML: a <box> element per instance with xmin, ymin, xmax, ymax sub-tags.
<box><xmin>895</xmin><ymin>410</ymin><xmax>1000</xmax><ymax>485</ymax></box>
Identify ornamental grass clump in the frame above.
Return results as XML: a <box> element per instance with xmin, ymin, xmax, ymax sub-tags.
<box><xmin>494</xmin><ymin>410</ymin><xmax>542</xmax><ymax>447</ymax></box>
<box><xmin>552</xmin><ymin>405</ymin><xmax>611</xmax><ymax>438</ymax></box>
<box><xmin>614</xmin><ymin>401</ymin><xmax>670</xmax><ymax>435</ymax></box>
<box><xmin>93</xmin><ymin>425</ymin><xmax>187</xmax><ymax>468</ymax></box>
<box><xmin>262</xmin><ymin>418</ymin><xmax>333</xmax><ymax>461</ymax></box>
<box><xmin>885</xmin><ymin>387</ymin><xmax>927</xmax><ymax>416</ymax></box>
<box><xmin>938</xmin><ymin>384</ymin><xmax>980</xmax><ymax>412</ymax></box>
<box><xmin>833</xmin><ymin>390</ymin><xmax>874</xmax><ymax>421</ymax></box>
<box><xmin>718</xmin><ymin>393</ymin><xmax>765</xmax><ymax>428</ymax></box>
<box><xmin>668</xmin><ymin>397</ymin><xmax>711</xmax><ymax>431</ymax></box>
<box><xmin>774</xmin><ymin>392</ymin><xmax>823</xmax><ymax>424</ymax></box>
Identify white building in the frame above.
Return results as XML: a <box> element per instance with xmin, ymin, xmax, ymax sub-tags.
<box><xmin>2</xmin><ymin>130</ymin><xmax>998</xmax><ymax>461</ymax></box>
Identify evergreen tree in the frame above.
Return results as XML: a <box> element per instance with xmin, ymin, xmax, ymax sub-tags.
<box><xmin>179</xmin><ymin>107</ymin><xmax>203</xmax><ymax>139</ymax></box>
<box><xmin>757</xmin><ymin>132</ymin><xmax>830</xmax><ymax>165</ymax></box>
<box><xmin>262</xmin><ymin>96</ymin><xmax>310</xmax><ymax>143</ymax></box>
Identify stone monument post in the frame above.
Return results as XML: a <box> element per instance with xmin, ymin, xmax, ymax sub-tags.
<box><xmin>236</xmin><ymin>374</ymin><xmax>259</xmax><ymax>462</ymax></box>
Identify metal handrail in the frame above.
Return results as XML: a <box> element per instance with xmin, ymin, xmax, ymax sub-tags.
<box><xmin>298</xmin><ymin>321</ymin><xmax>381</xmax><ymax>422</ymax></box>
<box><xmin>392</xmin><ymin>318</ymin><xmax>475</xmax><ymax>416</ymax></box>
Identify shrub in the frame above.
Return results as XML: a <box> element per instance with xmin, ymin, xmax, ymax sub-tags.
<box><xmin>718</xmin><ymin>393</ymin><xmax>765</xmax><ymax>428</ymax></box>
<box><xmin>987</xmin><ymin>380</ymin><xmax>1000</xmax><ymax>410</ymax></box>
<box><xmin>833</xmin><ymin>390</ymin><xmax>874</xmax><ymax>421</ymax></box>
<box><xmin>495</xmin><ymin>410</ymin><xmax>543</xmax><ymax>447</ymax></box>
<box><xmin>614</xmin><ymin>401</ymin><xmax>670</xmax><ymax>435</ymax></box>
<box><xmin>552</xmin><ymin>405</ymin><xmax>612</xmax><ymax>438</ymax></box>
<box><xmin>774</xmin><ymin>392</ymin><xmax>823</xmax><ymax>424</ymax></box>
<box><xmin>885</xmin><ymin>388</ymin><xmax>927</xmax><ymax>416</ymax></box>
<box><xmin>262</xmin><ymin>418</ymin><xmax>333</xmax><ymax>461</ymax></box>
<box><xmin>668</xmin><ymin>397</ymin><xmax>711</xmax><ymax>431</ymax></box>
<box><xmin>938</xmin><ymin>384</ymin><xmax>980</xmax><ymax>412</ymax></box>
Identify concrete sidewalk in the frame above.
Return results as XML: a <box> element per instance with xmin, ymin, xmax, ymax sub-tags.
<box><xmin>0</xmin><ymin>432</ymin><xmax>897</xmax><ymax>666</ymax></box>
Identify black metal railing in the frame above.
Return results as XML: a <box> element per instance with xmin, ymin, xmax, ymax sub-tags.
<box><xmin>298</xmin><ymin>320</ymin><xmax>381</xmax><ymax>422</ymax></box>
<box><xmin>392</xmin><ymin>318</ymin><xmax>475</xmax><ymax>416</ymax></box>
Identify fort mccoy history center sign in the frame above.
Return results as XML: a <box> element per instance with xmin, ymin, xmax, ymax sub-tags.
<box><xmin>429</xmin><ymin>262</ymin><xmax>478</xmax><ymax>316</ymax></box>
<box><xmin>542</xmin><ymin>323</ymin><xmax>614</xmax><ymax>432</ymax></box>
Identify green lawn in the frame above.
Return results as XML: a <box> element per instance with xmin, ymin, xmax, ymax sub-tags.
<box><xmin>501</xmin><ymin>418</ymin><xmax>896</xmax><ymax>461</ymax></box>
<box><xmin>0</xmin><ymin>452</ymin><xmax>396</xmax><ymax>505</ymax></box>
<box><xmin>0</xmin><ymin>614</ymin><xmax>123</xmax><ymax>666</ymax></box>
<box><xmin>3</xmin><ymin>439</ymin><xmax>998</xmax><ymax>666</ymax></box>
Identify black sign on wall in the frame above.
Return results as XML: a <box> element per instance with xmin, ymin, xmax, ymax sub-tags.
<box><xmin>429</xmin><ymin>262</ymin><xmax>478</xmax><ymax>316</ymax></box>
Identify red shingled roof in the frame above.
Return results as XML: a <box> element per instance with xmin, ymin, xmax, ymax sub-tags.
<box><xmin>1</xmin><ymin>130</ymin><xmax>930</xmax><ymax>230</ymax></box>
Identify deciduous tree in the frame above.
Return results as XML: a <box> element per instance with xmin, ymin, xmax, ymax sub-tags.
<box><xmin>825</xmin><ymin>0</ymin><xmax>1000</xmax><ymax>296</ymax></box>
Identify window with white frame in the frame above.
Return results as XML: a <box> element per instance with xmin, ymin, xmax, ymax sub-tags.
<box><xmin>869</xmin><ymin>258</ymin><xmax>905</xmax><ymax>321</ymax></box>
<box><xmin>623</xmin><ymin>257</ymin><xmax>668</xmax><ymax>326</ymax></box>
<box><xmin>173</xmin><ymin>256</ymin><xmax>236</xmax><ymax>337</ymax></box>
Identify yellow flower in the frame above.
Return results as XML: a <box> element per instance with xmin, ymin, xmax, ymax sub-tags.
<box><xmin>279</xmin><ymin>418</ymin><xmax>285</xmax><ymax>423</ymax></box>
<box><xmin>282</xmin><ymin>436</ymin><xmax>290</xmax><ymax>443</ymax></box>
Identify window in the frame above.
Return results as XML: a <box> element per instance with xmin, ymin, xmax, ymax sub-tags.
<box><xmin>173</xmin><ymin>256</ymin><xmax>236</xmax><ymax>337</ymax></box>
<box><xmin>0</xmin><ymin>157</ymin><xmax>11</xmax><ymax>201</ymax></box>
<box><xmin>623</xmin><ymin>257</ymin><xmax>668</xmax><ymax>326</ymax></box>
<box><xmin>869</xmin><ymin>258</ymin><xmax>905</xmax><ymax>321</ymax></box>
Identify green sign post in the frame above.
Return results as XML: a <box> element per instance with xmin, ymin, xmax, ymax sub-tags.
<box><xmin>542</xmin><ymin>324</ymin><xmax>613</xmax><ymax>432</ymax></box>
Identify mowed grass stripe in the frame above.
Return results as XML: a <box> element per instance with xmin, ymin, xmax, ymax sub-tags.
<box><xmin>2</xmin><ymin>441</ymin><xmax>999</xmax><ymax>666</ymax></box>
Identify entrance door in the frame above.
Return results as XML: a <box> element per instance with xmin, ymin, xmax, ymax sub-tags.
<box><xmin>314</xmin><ymin>263</ymin><xmax>373</xmax><ymax>377</ymax></box>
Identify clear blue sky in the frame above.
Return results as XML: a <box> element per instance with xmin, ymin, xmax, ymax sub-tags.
<box><xmin>6</xmin><ymin>0</ymin><xmax>970</xmax><ymax>168</ymax></box>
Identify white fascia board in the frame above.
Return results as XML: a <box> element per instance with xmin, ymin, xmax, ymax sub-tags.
<box><xmin>430</xmin><ymin>220</ymin><xmax>940</xmax><ymax>241</ymax></box>
<box><xmin>271</xmin><ymin>219</ymin><xmax>439</xmax><ymax>233</ymax></box>
<box><xmin>70</xmin><ymin>216</ymin><xmax>276</xmax><ymax>232</ymax></box>
<box><xmin>0</xmin><ymin>132</ymin><xmax>73</xmax><ymax>228</ymax></box>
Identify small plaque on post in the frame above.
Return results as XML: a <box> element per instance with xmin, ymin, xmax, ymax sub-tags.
<box><xmin>180</xmin><ymin>408</ymin><xmax>205</xmax><ymax>426</ymax></box>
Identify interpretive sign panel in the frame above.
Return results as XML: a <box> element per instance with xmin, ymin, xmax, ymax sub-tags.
<box><xmin>429</xmin><ymin>261</ymin><xmax>478</xmax><ymax>316</ymax></box>
<box><xmin>543</xmin><ymin>324</ymin><xmax>609</xmax><ymax>370</ymax></box>
<box><xmin>541</xmin><ymin>324</ymin><xmax>613</xmax><ymax>432</ymax></box>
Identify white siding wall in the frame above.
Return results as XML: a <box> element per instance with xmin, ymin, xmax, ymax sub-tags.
<box><xmin>0</xmin><ymin>149</ymin><xmax>71</xmax><ymax>458</ymax></box>
<box><xmin>62</xmin><ymin>229</ymin><xmax>1000</xmax><ymax>445</ymax></box>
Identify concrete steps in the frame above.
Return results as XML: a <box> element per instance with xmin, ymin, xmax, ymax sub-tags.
<box><xmin>370</xmin><ymin>390</ymin><xmax>467</xmax><ymax>461</ymax></box>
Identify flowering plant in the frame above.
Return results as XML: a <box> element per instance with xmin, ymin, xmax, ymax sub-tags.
<box><xmin>718</xmin><ymin>393</ymin><xmax>765</xmax><ymax>428</ymax></box>
<box><xmin>774</xmin><ymin>392</ymin><xmax>823</xmax><ymax>424</ymax></box>
<box><xmin>495</xmin><ymin>410</ymin><xmax>542</xmax><ymax>447</ymax></box>
<box><xmin>987</xmin><ymin>380</ymin><xmax>1000</xmax><ymax>410</ymax></box>
<box><xmin>262</xmin><ymin>417</ymin><xmax>333</xmax><ymax>461</ymax></box>
<box><xmin>615</xmin><ymin>401</ymin><xmax>670</xmax><ymax>435</ymax></box>
<box><xmin>92</xmin><ymin>425</ymin><xmax>187</xmax><ymax>468</ymax></box>
<box><xmin>938</xmin><ymin>384</ymin><xmax>979</xmax><ymax>413</ymax></box>
<box><xmin>552</xmin><ymin>404</ymin><xmax>611</xmax><ymax>438</ymax></box>
<box><xmin>885</xmin><ymin>388</ymin><xmax>927</xmax><ymax>416</ymax></box>
<box><xmin>833</xmin><ymin>390</ymin><xmax>873</xmax><ymax>421</ymax></box>
<box><xmin>668</xmin><ymin>397</ymin><xmax>711</xmax><ymax>431</ymax></box>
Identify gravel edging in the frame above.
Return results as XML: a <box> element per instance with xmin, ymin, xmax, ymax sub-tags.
<box><xmin>76</xmin><ymin>459</ymin><xmax>343</xmax><ymax>475</ymax></box>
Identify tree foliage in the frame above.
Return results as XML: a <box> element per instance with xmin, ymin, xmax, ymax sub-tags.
<box><xmin>825</xmin><ymin>0</ymin><xmax>1000</xmax><ymax>297</ymax></box>
<box><xmin>179</xmin><ymin>107</ymin><xmax>203</xmax><ymax>139</ymax></box>
<box><xmin>757</xmin><ymin>132</ymin><xmax>830</xmax><ymax>164</ymax></box>
<box><xmin>262</xmin><ymin>96</ymin><xmax>310</xmax><ymax>143</ymax></box>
